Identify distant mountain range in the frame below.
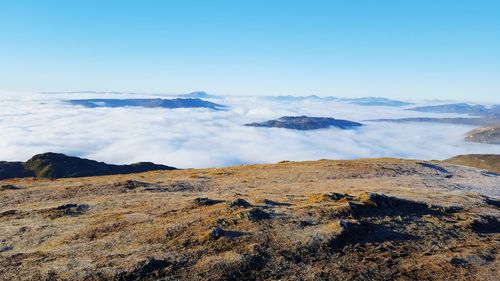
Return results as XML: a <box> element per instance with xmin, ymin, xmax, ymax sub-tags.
<box><xmin>51</xmin><ymin>91</ymin><xmax>416</xmax><ymax>108</ymax></box>
<box><xmin>367</xmin><ymin>117</ymin><xmax>500</xmax><ymax>126</ymax></box>
<box><xmin>0</xmin><ymin>153</ymin><xmax>176</xmax><ymax>179</ymax></box>
<box><xmin>245</xmin><ymin>116</ymin><xmax>363</xmax><ymax>130</ymax></box>
<box><xmin>265</xmin><ymin>95</ymin><xmax>334</xmax><ymax>102</ymax></box>
<box><xmin>42</xmin><ymin>91</ymin><xmax>134</xmax><ymax>95</ymax></box>
<box><xmin>408</xmin><ymin>103</ymin><xmax>500</xmax><ymax>117</ymax></box>
<box><xmin>43</xmin><ymin>90</ymin><xmax>221</xmax><ymax>98</ymax></box>
<box><xmin>68</xmin><ymin>98</ymin><xmax>226</xmax><ymax>110</ymax></box>
<box><xmin>339</xmin><ymin>97</ymin><xmax>413</xmax><ymax>107</ymax></box>
<box><xmin>265</xmin><ymin>95</ymin><xmax>412</xmax><ymax>107</ymax></box>
<box><xmin>176</xmin><ymin>91</ymin><xmax>222</xmax><ymax>99</ymax></box>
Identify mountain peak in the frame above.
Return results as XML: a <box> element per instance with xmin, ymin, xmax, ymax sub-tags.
<box><xmin>0</xmin><ymin>153</ymin><xmax>176</xmax><ymax>179</ymax></box>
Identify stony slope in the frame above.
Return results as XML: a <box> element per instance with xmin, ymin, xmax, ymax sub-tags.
<box><xmin>0</xmin><ymin>158</ymin><xmax>498</xmax><ymax>280</ymax></box>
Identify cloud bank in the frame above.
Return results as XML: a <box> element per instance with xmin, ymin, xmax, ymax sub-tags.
<box><xmin>0</xmin><ymin>91</ymin><xmax>499</xmax><ymax>168</ymax></box>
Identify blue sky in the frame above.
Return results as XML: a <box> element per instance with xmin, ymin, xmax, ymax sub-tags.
<box><xmin>1</xmin><ymin>0</ymin><xmax>499</xmax><ymax>101</ymax></box>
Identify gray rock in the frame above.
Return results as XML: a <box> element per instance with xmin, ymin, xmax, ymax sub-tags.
<box><xmin>192</xmin><ymin>197</ymin><xmax>223</xmax><ymax>206</ymax></box>
<box><xmin>227</xmin><ymin>198</ymin><xmax>251</xmax><ymax>209</ymax></box>
<box><xmin>240</xmin><ymin>208</ymin><xmax>271</xmax><ymax>221</ymax></box>
<box><xmin>210</xmin><ymin>227</ymin><xmax>225</xmax><ymax>240</ymax></box>
<box><xmin>0</xmin><ymin>245</ymin><xmax>13</xmax><ymax>252</ymax></box>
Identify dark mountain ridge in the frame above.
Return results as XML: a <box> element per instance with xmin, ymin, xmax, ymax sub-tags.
<box><xmin>68</xmin><ymin>98</ymin><xmax>226</xmax><ymax>110</ymax></box>
<box><xmin>0</xmin><ymin>153</ymin><xmax>176</xmax><ymax>179</ymax></box>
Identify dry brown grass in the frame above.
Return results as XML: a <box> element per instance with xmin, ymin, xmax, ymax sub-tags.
<box><xmin>445</xmin><ymin>154</ymin><xmax>500</xmax><ymax>173</ymax></box>
<box><xmin>0</xmin><ymin>158</ymin><xmax>499</xmax><ymax>280</ymax></box>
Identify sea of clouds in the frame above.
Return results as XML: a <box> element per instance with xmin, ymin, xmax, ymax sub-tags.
<box><xmin>0</xmin><ymin>91</ymin><xmax>499</xmax><ymax>168</ymax></box>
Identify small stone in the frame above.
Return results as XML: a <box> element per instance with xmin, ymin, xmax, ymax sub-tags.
<box><xmin>0</xmin><ymin>245</ymin><xmax>13</xmax><ymax>252</ymax></box>
<box><xmin>348</xmin><ymin>201</ymin><xmax>364</xmax><ymax>210</ymax></box>
<box><xmin>0</xmin><ymin>210</ymin><xmax>17</xmax><ymax>217</ymax></box>
<box><xmin>54</xmin><ymin>204</ymin><xmax>90</xmax><ymax>216</ymax></box>
<box><xmin>326</xmin><ymin>192</ymin><xmax>346</xmax><ymax>200</ymax></box>
<box><xmin>240</xmin><ymin>208</ymin><xmax>270</xmax><ymax>221</ymax></box>
<box><xmin>227</xmin><ymin>198</ymin><xmax>251</xmax><ymax>209</ymax></box>
<box><xmin>56</xmin><ymin>203</ymin><xmax>78</xmax><ymax>210</ymax></box>
<box><xmin>123</xmin><ymin>180</ymin><xmax>150</xmax><ymax>190</ymax></box>
<box><xmin>450</xmin><ymin>257</ymin><xmax>468</xmax><ymax>267</ymax></box>
<box><xmin>471</xmin><ymin>216</ymin><xmax>500</xmax><ymax>234</ymax></box>
<box><xmin>299</xmin><ymin>220</ymin><xmax>314</xmax><ymax>227</ymax></box>
<box><xmin>210</xmin><ymin>227</ymin><xmax>225</xmax><ymax>240</ymax></box>
<box><xmin>0</xmin><ymin>184</ymin><xmax>21</xmax><ymax>190</ymax></box>
<box><xmin>339</xmin><ymin>220</ymin><xmax>359</xmax><ymax>231</ymax></box>
<box><xmin>192</xmin><ymin>197</ymin><xmax>220</xmax><ymax>206</ymax></box>
<box><xmin>442</xmin><ymin>206</ymin><xmax>463</xmax><ymax>214</ymax></box>
<box><xmin>339</xmin><ymin>220</ymin><xmax>350</xmax><ymax>229</ymax></box>
<box><xmin>216</xmin><ymin>218</ymin><xmax>230</xmax><ymax>227</ymax></box>
<box><xmin>484</xmin><ymin>197</ymin><xmax>500</xmax><ymax>208</ymax></box>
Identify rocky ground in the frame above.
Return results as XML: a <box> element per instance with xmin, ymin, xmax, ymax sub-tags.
<box><xmin>0</xmin><ymin>158</ymin><xmax>499</xmax><ymax>280</ymax></box>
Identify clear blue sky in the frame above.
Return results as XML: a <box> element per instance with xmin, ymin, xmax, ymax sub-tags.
<box><xmin>1</xmin><ymin>0</ymin><xmax>499</xmax><ymax>101</ymax></box>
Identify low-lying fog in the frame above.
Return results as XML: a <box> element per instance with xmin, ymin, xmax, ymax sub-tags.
<box><xmin>1</xmin><ymin>91</ymin><xmax>498</xmax><ymax>168</ymax></box>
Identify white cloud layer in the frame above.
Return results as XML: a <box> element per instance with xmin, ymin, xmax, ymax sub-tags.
<box><xmin>0</xmin><ymin>91</ymin><xmax>499</xmax><ymax>168</ymax></box>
